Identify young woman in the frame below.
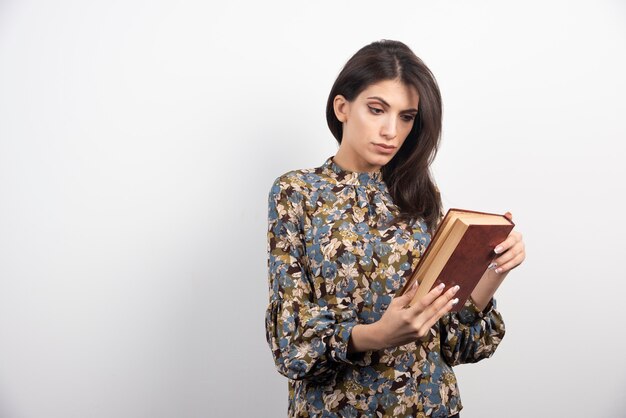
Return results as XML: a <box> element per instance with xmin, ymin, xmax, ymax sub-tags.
<box><xmin>265</xmin><ymin>39</ymin><xmax>525</xmax><ymax>417</ymax></box>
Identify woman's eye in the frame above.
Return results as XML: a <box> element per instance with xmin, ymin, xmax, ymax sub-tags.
<box><xmin>402</xmin><ymin>115</ymin><xmax>416</xmax><ymax>122</ymax></box>
<box><xmin>368</xmin><ymin>106</ymin><xmax>383</xmax><ymax>114</ymax></box>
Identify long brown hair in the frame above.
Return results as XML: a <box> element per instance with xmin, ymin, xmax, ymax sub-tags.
<box><xmin>325</xmin><ymin>39</ymin><xmax>444</xmax><ymax>233</ymax></box>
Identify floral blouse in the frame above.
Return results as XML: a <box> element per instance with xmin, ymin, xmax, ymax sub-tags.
<box><xmin>265</xmin><ymin>156</ymin><xmax>506</xmax><ymax>417</ymax></box>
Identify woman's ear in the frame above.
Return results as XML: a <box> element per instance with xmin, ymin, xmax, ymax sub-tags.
<box><xmin>333</xmin><ymin>95</ymin><xmax>350</xmax><ymax>123</ymax></box>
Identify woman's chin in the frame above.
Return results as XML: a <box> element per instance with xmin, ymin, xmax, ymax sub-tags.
<box><xmin>367</xmin><ymin>154</ymin><xmax>394</xmax><ymax>168</ymax></box>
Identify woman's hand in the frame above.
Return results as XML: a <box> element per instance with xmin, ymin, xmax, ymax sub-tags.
<box><xmin>376</xmin><ymin>282</ymin><xmax>461</xmax><ymax>349</ymax></box>
<box><xmin>349</xmin><ymin>282</ymin><xmax>460</xmax><ymax>353</ymax></box>
<box><xmin>490</xmin><ymin>211</ymin><xmax>526</xmax><ymax>274</ymax></box>
<box><xmin>470</xmin><ymin>211</ymin><xmax>526</xmax><ymax>310</ymax></box>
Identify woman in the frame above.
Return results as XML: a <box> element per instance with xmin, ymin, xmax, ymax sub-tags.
<box><xmin>265</xmin><ymin>39</ymin><xmax>525</xmax><ymax>417</ymax></box>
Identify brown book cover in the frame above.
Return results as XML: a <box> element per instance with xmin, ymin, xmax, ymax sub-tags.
<box><xmin>398</xmin><ymin>208</ymin><xmax>515</xmax><ymax>312</ymax></box>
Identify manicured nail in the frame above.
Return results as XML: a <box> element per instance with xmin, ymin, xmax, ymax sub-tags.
<box><xmin>488</xmin><ymin>262</ymin><xmax>497</xmax><ymax>270</ymax></box>
<box><xmin>451</xmin><ymin>298</ymin><xmax>459</xmax><ymax>306</ymax></box>
<box><xmin>494</xmin><ymin>246</ymin><xmax>503</xmax><ymax>254</ymax></box>
<box><xmin>495</xmin><ymin>268</ymin><xmax>502</xmax><ymax>274</ymax></box>
<box><xmin>437</xmin><ymin>283</ymin><xmax>445</xmax><ymax>291</ymax></box>
<box><xmin>452</xmin><ymin>285</ymin><xmax>460</xmax><ymax>293</ymax></box>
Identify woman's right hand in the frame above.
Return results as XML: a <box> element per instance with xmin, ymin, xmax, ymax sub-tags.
<box><xmin>374</xmin><ymin>282</ymin><xmax>460</xmax><ymax>349</ymax></box>
<box><xmin>349</xmin><ymin>282</ymin><xmax>460</xmax><ymax>353</ymax></box>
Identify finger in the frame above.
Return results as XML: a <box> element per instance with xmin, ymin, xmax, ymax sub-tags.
<box><xmin>418</xmin><ymin>295</ymin><xmax>460</xmax><ymax>333</ymax></box>
<box><xmin>504</xmin><ymin>211</ymin><xmax>513</xmax><ymax>221</ymax></box>
<box><xmin>394</xmin><ymin>280</ymin><xmax>419</xmax><ymax>307</ymax></box>
<box><xmin>425</xmin><ymin>285</ymin><xmax>459</xmax><ymax>317</ymax></box>
<box><xmin>490</xmin><ymin>247</ymin><xmax>517</xmax><ymax>269</ymax></box>
<box><xmin>410</xmin><ymin>283</ymin><xmax>457</xmax><ymax>316</ymax></box>
<box><xmin>407</xmin><ymin>282</ymin><xmax>446</xmax><ymax>311</ymax></box>
<box><xmin>491</xmin><ymin>240</ymin><xmax>525</xmax><ymax>270</ymax></box>
<box><xmin>493</xmin><ymin>231</ymin><xmax>522</xmax><ymax>255</ymax></box>
<box><xmin>493</xmin><ymin>250</ymin><xmax>526</xmax><ymax>274</ymax></box>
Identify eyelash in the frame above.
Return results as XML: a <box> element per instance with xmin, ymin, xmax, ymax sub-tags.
<box><xmin>368</xmin><ymin>106</ymin><xmax>384</xmax><ymax>115</ymax></box>
<box><xmin>368</xmin><ymin>106</ymin><xmax>415</xmax><ymax>122</ymax></box>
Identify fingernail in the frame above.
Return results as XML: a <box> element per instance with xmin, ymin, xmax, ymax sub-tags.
<box><xmin>452</xmin><ymin>285</ymin><xmax>460</xmax><ymax>293</ymax></box>
<box><xmin>494</xmin><ymin>246</ymin><xmax>503</xmax><ymax>254</ymax></box>
<box><xmin>495</xmin><ymin>268</ymin><xmax>502</xmax><ymax>274</ymax></box>
<box><xmin>437</xmin><ymin>283</ymin><xmax>445</xmax><ymax>290</ymax></box>
<box><xmin>488</xmin><ymin>262</ymin><xmax>497</xmax><ymax>270</ymax></box>
<box><xmin>451</xmin><ymin>298</ymin><xmax>459</xmax><ymax>306</ymax></box>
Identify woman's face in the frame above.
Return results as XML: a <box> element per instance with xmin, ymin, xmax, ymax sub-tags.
<box><xmin>333</xmin><ymin>78</ymin><xmax>419</xmax><ymax>172</ymax></box>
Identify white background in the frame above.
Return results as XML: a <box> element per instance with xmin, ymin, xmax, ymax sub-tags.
<box><xmin>1</xmin><ymin>1</ymin><xmax>625</xmax><ymax>417</ymax></box>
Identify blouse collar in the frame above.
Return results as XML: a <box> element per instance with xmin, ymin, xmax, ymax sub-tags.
<box><xmin>321</xmin><ymin>156</ymin><xmax>384</xmax><ymax>187</ymax></box>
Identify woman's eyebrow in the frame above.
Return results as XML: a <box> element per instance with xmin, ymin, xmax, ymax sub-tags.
<box><xmin>366</xmin><ymin>96</ymin><xmax>418</xmax><ymax>113</ymax></box>
<box><xmin>367</xmin><ymin>96</ymin><xmax>391</xmax><ymax>107</ymax></box>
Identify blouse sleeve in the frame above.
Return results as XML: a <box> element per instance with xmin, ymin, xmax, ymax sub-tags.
<box><xmin>264</xmin><ymin>178</ymin><xmax>371</xmax><ymax>382</ymax></box>
<box><xmin>438</xmin><ymin>296</ymin><xmax>506</xmax><ymax>366</ymax></box>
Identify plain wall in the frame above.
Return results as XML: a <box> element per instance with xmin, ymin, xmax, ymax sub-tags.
<box><xmin>1</xmin><ymin>0</ymin><xmax>625</xmax><ymax>417</ymax></box>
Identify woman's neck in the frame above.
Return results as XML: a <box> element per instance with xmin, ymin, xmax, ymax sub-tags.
<box><xmin>333</xmin><ymin>148</ymin><xmax>381</xmax><ymax>173</ymax></box>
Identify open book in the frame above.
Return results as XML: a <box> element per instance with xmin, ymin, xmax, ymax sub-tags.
<box><xmin>397</xmin><ymin>208</ymin><xmax>515</xmax><ymax>312</ymax></box>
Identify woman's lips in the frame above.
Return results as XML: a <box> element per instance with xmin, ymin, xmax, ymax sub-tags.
<box><xmin>373</xmin><ymin>143</ymin><xmax>396</xmax><ymax>154</ymax></box>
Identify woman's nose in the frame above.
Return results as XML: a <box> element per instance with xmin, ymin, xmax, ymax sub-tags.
<box><xmin>380</xmin><ymin>116</ymin><xmax>397</xmax><ymax>139</ymax></box>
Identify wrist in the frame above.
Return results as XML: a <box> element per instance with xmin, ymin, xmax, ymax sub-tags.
<box><xmin>349</xmin><ymin>322</ymin><xmax>384</xmax><ymax>353</ymax></box>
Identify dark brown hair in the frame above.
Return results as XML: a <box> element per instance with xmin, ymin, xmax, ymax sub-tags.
<box><xmin>326</xmin><ymin>39</ymin><xmax>444</xmax><ymax>233</ymax></box>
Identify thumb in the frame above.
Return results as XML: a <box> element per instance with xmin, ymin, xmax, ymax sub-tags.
<box><xmin>504</xmin><ymin>211</ymin><xmax>513</xmax><ymax>221</ymax></box>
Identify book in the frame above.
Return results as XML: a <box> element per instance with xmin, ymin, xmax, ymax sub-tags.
<box><xmin>397</xmin><ymin>208</ymin><xmax>515</xmax><ymax>312</ymax></box>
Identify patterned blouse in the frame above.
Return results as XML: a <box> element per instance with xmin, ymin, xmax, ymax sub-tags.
<box><xmin>265</xmin><ymin>156</ymin><xmax>506</xmax><ymax>417</ymax></box>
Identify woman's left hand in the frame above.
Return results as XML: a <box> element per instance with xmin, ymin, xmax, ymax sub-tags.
<box><xmin>490</xmin><ymin>211</ymin><xmax>526</xmax><ymax>275</ymax></box>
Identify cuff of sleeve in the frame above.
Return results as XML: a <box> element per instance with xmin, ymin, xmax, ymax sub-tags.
<box><xmin>458</xmin><ymin>297</ymin><xmax>497</xmax><ymax>325</ymax></box>
<box><xmin>329</xmin><ymin>318</ymin><xmax>373</xmax><ymax>367</ymax></box>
